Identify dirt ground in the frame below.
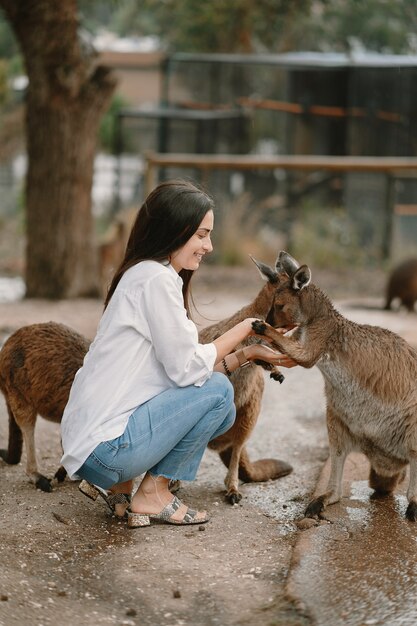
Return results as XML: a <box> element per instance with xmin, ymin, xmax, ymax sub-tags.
<box><xmin>0</xmin><ymin>261</ymin><xmax>411</xmax><ymax>626</ymax></box>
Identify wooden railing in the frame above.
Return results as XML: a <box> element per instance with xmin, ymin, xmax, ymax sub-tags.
<box><xmin>144</xmin><ymin>152</ymin><xmax>417</xmax><ymax>195</ymax></box>
<box><xmin>143</xmin><ymin>152</ymin><xmax>417</xmax><ymax>258</ymax></box>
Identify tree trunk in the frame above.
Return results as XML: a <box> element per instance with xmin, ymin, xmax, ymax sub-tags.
<box><xmin>0</xmin><ymin>0</ymin><xmax>117</xmax><ymax>298</ymax></box>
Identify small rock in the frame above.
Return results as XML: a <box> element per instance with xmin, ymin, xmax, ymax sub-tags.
<box><xmin>57</xmin><ymin>590</ymin><xmax>67</xmax><ymax>597</ymax></box>
<box><xmin>1</xmin><ymin>594</ymin><xmax>8</xmax><ymax>601</ymax></box>
<box><xmin>52</xmin><ymin>511</ymin><xmax>70</xmax><ymax>525</ymax></box>
<box><xmin>198</xmin><ymin>525</ymin><xmax>206</xmax><ymax>532</ymax></box>
<box><xmin>173</xmin><ymin>589</ymin><xmax>181</xmax><ymax>598</ymax></box>
<box><xmin>125</xmin><ymin>608</ymin><xmax>137</xmax><ymax>617</ymax></box>
<box><xmin>295</xmin><ymin>517</ymin><xmax>318</xmax><ymax>530</ymax></box>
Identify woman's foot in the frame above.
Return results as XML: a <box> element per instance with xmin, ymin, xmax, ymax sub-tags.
<box><xmin>109</xmin><ymin>480</ymin><xmax>133</xmax><ymax>517</ymax></box>
<box><xmin>79</xmin><ymin>480</ymin><xmax>132</xmax><ymax>518</ymax></box>
<box><xmin>130</xmin><ymin>474</ymin><xmax>208</xmax><ymax>524</ymax></box>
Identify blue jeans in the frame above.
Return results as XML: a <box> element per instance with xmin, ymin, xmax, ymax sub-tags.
<box><xmin>76</xmin><ymin>372</ymin><xmax>235</xmax><ymax>490</ymax></box>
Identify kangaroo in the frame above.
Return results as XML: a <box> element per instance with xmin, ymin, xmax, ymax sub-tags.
<box><xmin>0</xmin><ymin>254</ymin><xmax>293</xmax><ymax>500</ymax></box>
<box><xmin>200</xmin><ymin>255</ymin><xmax>293</xmax><ymax>503</ymax></box>
<box><xmin>252</xmin><ymin>251</ymin><xmax>417</xmax><ymax>522</ymax></box>
<box><xmin>0</xmin><ymin>322</ymin><xmax>90</xmax><ymax>491</ymax></box>
<box><xmin>384</xmin><ymin>258</ymin><xmax>417</xmax><ymax>312</ymax></box>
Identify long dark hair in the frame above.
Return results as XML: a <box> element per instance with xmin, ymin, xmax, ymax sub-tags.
<box><xmin>104</xmin><ymin>179</ymin><xmax>215</xmax><ymax>312</ymax></box>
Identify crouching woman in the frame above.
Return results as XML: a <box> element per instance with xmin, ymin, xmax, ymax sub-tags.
<box><xmin>60</xmin><ymin>180</ymin><xmax>286</xmax><ymax>527</ymax></box>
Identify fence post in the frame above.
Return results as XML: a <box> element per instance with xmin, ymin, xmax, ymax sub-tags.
<box><xmin>144</xmin><ymin>152</ymin><xmax>157</xmax><ymax>196</ymax></box>
<box><xmin>382</xmin><ymin>174</ymin><xmax>395</xmax><ymax>260</ymax></box>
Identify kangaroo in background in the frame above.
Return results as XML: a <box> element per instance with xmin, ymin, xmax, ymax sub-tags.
<box><xmin>0</xmin><ymin>254</ymin><xmax>292</xmax><ymax>501</ymax></box>
<box><xmin>384</xmin><ymin>258</ymin><xmax>417</xmax><ymax>312</ymax></box>
<box><xmin>252</xmin><ymin>251</ymin><xmax>417</xmax><ymax>522</ymax></box>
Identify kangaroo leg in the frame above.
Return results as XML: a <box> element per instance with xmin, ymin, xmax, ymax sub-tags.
<box><xmin>223</xmin><ymin>443</ymin><xmax>244</xmax><ymax>504</ymax></box>
<box><xmin>305</xmin><ymin>410</ymin><xmax>351</xmax><ymax>518</ymax></box>
<box><xmin>21</xmin><ymin>419</ymin><xmax>53</xmax><ymax>492</ymax></box>
<box><xmin>214</xmin><ymin>378</ymin><xmax>292</xmax><ymax>486</ymax></box>
<box><xmin>406</xmin><ymin>454</ymin><xmax>417</xmax><ymax>521</ymax></box>
<box><xmin>305</xmin><ymin>446</ymin><xmax>348</xmax><ymax>518</ymax></box>
<box><xmin>0</xmin><ymin>403</ymin><xmax>23</xmax><ymax>464</ymax></box>
<box><xmin>54</xmin><ymin>439</ymin><xmax>67</xmax><ymax>483</ymax></box>
<box><xmin>9</xmin><ymin>398</ymin><xmax>53</xmax><ymax>492</ymax></box>
<box><xmin>403</xmin><ymin>298</ymin><xmax>416</xmax><ymax>313</ymax></box>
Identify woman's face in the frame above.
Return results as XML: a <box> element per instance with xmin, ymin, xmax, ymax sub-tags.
<box><xmin>170</xmin><ymin>210</ymin><xmax>214</xmax><ymax>273</ymax></box>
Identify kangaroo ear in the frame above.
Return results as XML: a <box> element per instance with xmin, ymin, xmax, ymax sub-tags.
<box><xmin>276</xmin><ymin>250</ymin><xmax>300</xmax><ymax>277</ymax></box>
<box><xmin>250</xmin><ymin>255</ymin><xmax>278</xmax><ymax>283</ymax></box>
<box><xmin>292</xmin><ymin>265</ymin><xmax>311</xmax><ymax>291</ymax></box>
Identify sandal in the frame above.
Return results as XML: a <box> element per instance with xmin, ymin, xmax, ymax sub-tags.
<box><xmin>127</xmin><ymin>495</ymin><xmax>210</xmax><ymax>528</ymax></box>
<box><xmin>78</xmin><ymin>480</ymin><xmax>131</xmax><ymax>518</ymax></box>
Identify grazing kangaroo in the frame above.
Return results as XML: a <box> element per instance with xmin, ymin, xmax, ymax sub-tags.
<box><xmin>384</xmin><ymin>258</ymin><xmax>417</xmax><ymax>312</ymax></box>
<box><xmin>252</xmin><ymin>251</ymin><xmax>417</xmax><ymax>522</ymax></box>
<box><xmin>0</xmin><ymin>323</ymin><xmax>90</xmax><ymax>491</ymax></box>
<box><xmin>0</xmin><ymin>254</ymin><xmax>292</xmax><ymax>500</ymax></box>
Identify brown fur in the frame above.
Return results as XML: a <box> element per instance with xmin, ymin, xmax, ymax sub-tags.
<box><xmin>252</xmin><ymin>251</ymin><xmax>417</xmax><ymax>521</ymax></box>
<box><xmin>0</xmin><ymin>323</ymin><xmax>90</xmax><ymax>491</ymax></box>
<box><xmin>384</xmin><ymin>258</ymin><xmax>417</xmax><ymax>312</ymax></box>
<box><xmin>200</xmin><ymin>255</ymin><xmax>294</xmax><ymax>503</ymax></box>
<box><xmin>0</xmin><ymin>256</ymin><xmax>293</xmax><ymax>499</ymax></box>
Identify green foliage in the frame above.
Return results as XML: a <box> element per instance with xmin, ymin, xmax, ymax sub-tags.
<box><xmin>0</xmin><ymin>59</ymin><xmax>9</xmax><ymax>104</ymax></box>
<box><xmin>78</xmin><ymin>0</ymin><xmax>117</xmax><ymax>33</ymax></box>
<box><xmin>7</xmin><ymin>55</ymin><xmax>24</xmax><ymax>78</ymax></box>
<box><xmin>109</xmin><ymin>0</ymin><xmax>312</xmax><ymax>53</ymax></box>
<box><xmin>83</xmin><ymin>0</ymin><xmax>417</xmax><ymax>55</ymax></box>
<box><xmin>303</xmin><ymin>0</ymin><xmax>417</xmax><ymax>54</ymax></box>
<box><xmin>0</xmin><ymin>12</ymin><xmax>18</xmax><ymax>58</ymax></box>
<box><xmin>290</xmin><ymin>203</ymin><xmax>374</xmax><ymax>268</ymax></box>
<box><xmin>98</xmin><ymin>93</ymin><xmax>129</xmax><ymax>152</ymax></box>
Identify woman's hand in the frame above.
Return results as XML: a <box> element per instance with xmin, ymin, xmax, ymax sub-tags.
<box><xmin>244</xmin><ymin>343</ymin><xmax>298</xmax><ymax>369</ymax></box>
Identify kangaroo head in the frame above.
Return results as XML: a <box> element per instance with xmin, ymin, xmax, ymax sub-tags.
<box><xmin>265</xmin><ymin>251</ymin><xmax>312</xmax><ymax>327</ymax></box>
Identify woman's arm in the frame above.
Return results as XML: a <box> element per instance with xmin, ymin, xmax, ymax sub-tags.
<box><xmin>213</xmin><ymin>320</ymin><xmax>298</xmax><ymax>375</ymax></box>
<box><xmin>212</xmin><ymin>318</ymin><xmax>259</xmax><ymax>363</ymax></box>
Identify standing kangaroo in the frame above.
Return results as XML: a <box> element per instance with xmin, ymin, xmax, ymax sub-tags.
<box><xmin>0</xmin><ymin>254</ymin><xmax>292</xmax><ymax>500</ymax></box>
<box><xmin>252</xmin><ymin>251</ymin><xmax>417</xmax><ymax>522</ymax></box>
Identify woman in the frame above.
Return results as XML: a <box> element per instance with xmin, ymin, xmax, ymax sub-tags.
<box><xmin>61</xmin><ymin>179</ymin><xmax>295</xmax><ymax>527</ymax></box>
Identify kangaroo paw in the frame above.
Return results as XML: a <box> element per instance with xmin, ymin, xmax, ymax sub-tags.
<box><xmin>54</xmin><ymin>466</ymin><xmax>67</xmax><ymax>483</ymax></box>
<box><xmin>252</xmin><ymin>320</ymin><xmax>266</xmax><ymax>334</ymax></box>
<box><xmin>35</xmin><ymin>475</ymin><xmax>53</xmax><ymax>492</ymax></box>
<box><xmin>305</xmin><ymin>495</ymin><xmax>327</xmax><ymax>519</ymax></box>
<box><xmin>226</xmin><ymin>489</ymin><xmax>242</xmax><ymax>505</ymax></box>
<box><xmin>169</xmin><ymin>479</ymin><xmax>181</xmax><ymax>493</ymax></box>
<box><xmin>406</xmin><ymin>502</ymin><xmax>417</xmax><ymax>522</ymax></box>
<box><xmin>270</xmin><ymin>371</ymin><xmax>285</xmax><ymax>383</ymax></box>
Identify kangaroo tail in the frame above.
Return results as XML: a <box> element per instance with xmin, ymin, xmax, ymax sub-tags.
<box><xmin>0</xmin><ymin>404</ymin><xmax>23</xmax><ymax>465</ymax></box>
<box><xmin>369</xmin><ymin>466</ymin><xmax>406</xmax><ymax>495</ymax></box>
<box><xmin>219</xmin><ymin>446</ymin><xmax>292</xmax><ymax>483</ymax></box>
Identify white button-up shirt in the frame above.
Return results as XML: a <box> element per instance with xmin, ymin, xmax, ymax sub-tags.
<box><xmin>60</xmin><ymin>260</ymin><xmax>217</xmax><ymax>478</ymax></box>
